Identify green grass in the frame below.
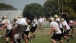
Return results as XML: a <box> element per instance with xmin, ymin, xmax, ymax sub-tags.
<box><xmin>37</xmin><ymin>23</ymin><xmax>50</xmax><ymax>29</ymax></box>
<box><xmin>0</xmin><ymin>28</ymin><xmax>76</xmax><ymax>43</ymax></box>
<box><xmin>28</xmin><ymin>29</ymin><xmax>76</xmax><ymax>43</ymax></box>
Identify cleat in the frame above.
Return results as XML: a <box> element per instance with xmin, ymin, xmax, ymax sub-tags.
<box><xmin>67</xmin><ymin>39</ymin><xmax>70</xmax><ymax>42</ymax></box>
<box><xmin>30</xmin><ymin>40</ymin><xmax>32</xmax><ymax>41</ymax></box>
<box><xmin>70</xmin><ymin>35</ymin><xmax>74</xmax><ymax>39</ymax></box>
<box><xmin>0</xmin><ymin>35</ymin><xmax>5</xmax><ymax>39</ymax></box>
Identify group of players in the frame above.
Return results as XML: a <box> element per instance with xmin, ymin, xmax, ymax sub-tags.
<box><xmin>0</xmin><ymin>15</ymin><xmax>40</xmax><ymax>43</ymax></box>
<box><xmin>47</xmin><ymin>15</ymin><xmax>74</xmax><ymax>43</ymax></box>
<box><xmin>0</xmin><ymin>14</ymin><xmax>74</xmax><ymax>43</ymax></box>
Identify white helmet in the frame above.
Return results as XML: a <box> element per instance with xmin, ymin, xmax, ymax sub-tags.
<box><xmin>54</xmin><ymin>15</ymin><xmax>58</xmax><ymax>18</ymax></box>
<box><xmin>49</xmin><ymin>17</ymin><xmax>54</xmax><ymax>22</ymax></box>
<box><xmin>2</xmin><ymin>16</ymin><xmax>7</xmax><ymax>20</ymax></box>
<box><xmin>18</xmin><ymin>15</ymin><xmax>22</xmax><ymax>18</ymax></box>
<box><xmin>14</xmin><ymin>17</ymin><xmax>18</xmax><ymax>21</ymax></box>
<box><xmin>61</xmin><ymin>18</ymin><xmax>65</xmax><ymax>21</ymax></box>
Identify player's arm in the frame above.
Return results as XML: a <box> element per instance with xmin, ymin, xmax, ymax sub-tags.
<box><xmin>0</xmin><ymin>23</ymin><xmax>7</xmax><ymax>30</ymax></box>
<box><xmin>47</xmin><ymin>27</ymin><xmax>54</xmax><ymax>36</ymax></box>
<box><xmin>11</xmin><ymin>23</ymin><xmax>14</xmax><ymax>27</ymax></box>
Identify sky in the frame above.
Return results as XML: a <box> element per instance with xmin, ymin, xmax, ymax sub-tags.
<box><xmin>0</xmin><ymin>0</ymin><xmax>47</xmax><ymax>10</ymax></box>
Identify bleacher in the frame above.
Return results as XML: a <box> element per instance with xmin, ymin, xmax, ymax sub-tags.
<box><xmin>0</xmin><ymin>10</ymin><xmax>22</xmax><ymax>22</ymax></box>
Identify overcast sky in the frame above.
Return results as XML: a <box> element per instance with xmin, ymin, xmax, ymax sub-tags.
<box><xmin>0</xmin><ymin>0</ymin><xmax>47</xmax><ymax>10</ymax></box>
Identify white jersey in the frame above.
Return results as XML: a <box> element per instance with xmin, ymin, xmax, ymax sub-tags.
<box><xmin>34</xmin><ymin>18</ymin><xmax>38</xmax><ymax>24</ymax></box>
<box><xmin>14</xmin><ymin>18</ymin><xmax>28</xmax><ymax>40</ymax></box>
<box><xmin>17</xmin><ymin>18</ymin><xmax>28</xmax><ymax>25</ymax></box>
<box><xmin>56</xmin><ymin>18</ymin><xmax>60</xmax><ymax>21</ymax></box>
<box><xmin>38</xmin><ymin>18</ymin><xmax>44</xmax><ymax>23</ymax></box>
<box><xmin>69</xmin><ymin>20</ymin><xmax>73</xmax><ymax>26</ymax></box>
<box><xmin>50</xmin><ymin>21</ymin><xmax>62</xmax><ymax>34</ymax></box>
<box><xmin>70</xmin><ymin>20</ymin><xmax>73</xmax><ymax>23</ymax></box>
<box><xmin>14</xmin><ymin>18</ymin><xmax>28</xmax><ymax>34</ymax></box>
<box><xmin>13</xmin><ymin>21</ymin><xmax>18</xmax><ymax>28</ymax></box>
<box><xmin>2</xmin><ymin>19</ymin><xmax>12</xmax><ymax>30</ymax></box>
<box><xmin>55</xmin><ymin>18</ymin><xmax>63</xmax><ymax>28</ymax></box>
<box><xmin>62</xmin><ymin>21</ymin><xmax>70</xmax><ymax>30</ymax></box>
<box><xmin>59</xmin><ymin>23</ymin><xmax>63</xmax><ymax>28</ymax></box>
<box><xmin>32</xmin><ymin>21</ymin><xmax>36</xmax><ymax>27</ymax></box>
<box><xmin>25</xmin><ymin>26</ymin><xmax>30</xmax><ymax>31</ymax></box>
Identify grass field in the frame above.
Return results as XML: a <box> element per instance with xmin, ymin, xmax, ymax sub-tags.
<box><xmin>0</xmin><ymin>28</ymin><xmax>76</xmax><ymax>43</ymax></box>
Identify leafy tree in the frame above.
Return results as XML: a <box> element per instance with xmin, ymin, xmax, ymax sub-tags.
<box><xmin>23</xmin><ymin>3</ymin><xmax>46</xmax><ymax>17</ymax></box>
<box><xmin>43</xmin><ymin>0</ymin><xmax>58</xmax><ymax>17</ymax></box>
<box><xmin>63</xmin><ymin>0</ymin><xmax>76</xmax><ymax>19</ymax></box>
<box><xmin>63</xmin><ymin>6</ymin><xmax>75</xmax><ymax>19</ymax></box>
<box><xmin>64</xmin><ymin>0</ymin><xmax>76</xmax><ymax>12</ymax></box>
<box><xmin>0</xmin><ymin>3</ymin><xmax>17</xmax><ymax>10</ymax></box>
<box><xmin>43</xmin><ymin>0</ymin><xmax>76</xmax><ymax>19</ymax></box>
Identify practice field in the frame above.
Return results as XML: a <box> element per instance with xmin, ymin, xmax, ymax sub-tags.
<box><xmin>0</xmin><ymin>28</ymin><xmax>76</xmax><ymax>43</ymax></box>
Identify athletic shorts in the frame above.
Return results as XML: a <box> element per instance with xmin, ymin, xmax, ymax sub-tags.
<box><xmin>24</xmin><ymin>31</ymin><xmax>29</xmax><ymax>36</ymax></box>
<box><xmin>22</xmin><ymin>31</ymin><xmax>29</xmax><ymax>39</ymax></box>
<box><xmin>70</xmin><ymin>25</ymin><xmax>73</xmax><ymax>29</ymax></box>
<box><xmin>30</xmin><ymin>25</ymin><xmax>37</xmax><ymax>33</ymax></box>
<box><xmin>51</xmin><ymin>34</ymin><xmax>62</xmax><ymax>40</ymax></box>
<box><xmin>35</xmin><ymin>25</ymin><xmax>37</xmax><ymax>28</ymax></box>
<box><xmin>5</xmin><ymin>29</ymin><xmax>12</xmax><ymax>37</ymax></box>
<box><xmin>64</xmin><ymin>29</ymin><xmax>70</xmax><ymax>34</ymax></box>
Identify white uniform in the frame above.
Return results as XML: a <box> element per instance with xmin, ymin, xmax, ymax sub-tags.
<box><xmin>50</xmin><ymin>21</ymin><xmax>62</xmax><ymax>40</ymax></box>
<box><xmin>62</xmin><ymin>21</ymin><xmax>70</xmax><ymax>30</ymax></box>
<box><xmin>69</xmin><ymin>20</ymin><xmax>73</xmax><ymax>26</ymax></box>
<box><xmin>13</xmin><ymin>21</ymin><xmax>18</xmax><ymax>28</ymax></box>
<box><xmin>55</xmin><ymin>18</ymin><xmax>63</xmax><ymax>28</ymax></box>
<box><xmin>55</xmin><ymin>18</ymin><xmax>64</xmax><ymax>36</ymax></box>
<box><xmin>50</xmin><ymin>21</ymin><xmax>62</xmax><ymax>34</ymax></box>
<box><xmin>25</xmin><ymin>26</ymin><xmax>30</xmax><ymax>31</ymax></box>
<box><xmin>32</xmin><ymin>22</ymin><xmax>36</xmax><ymax>27</ymax></box>
<box><xmin>2</xmin><ymin>19</ymin><xmax>12</xmax><ymax>30</ymax></box>
<box><xmin>56</xmin><ymin>18</ymin><xmax>60</xmax><ymax>22</ymax></box>
<box><xmin>38</xmin><ymin>18</ymin><xmax>44</xmax><ymax>23</ymax></box>
<box><xmin>2</xmin><ymin>19</ymin><xmax>12</xmax><ymax>37</ymax></box>
<box><xmin>34</xmin><ymin>18</ymin><xmax>38</xmax><ymax>25</ymax></box>
<box><xmin>14</xmin><ymin>18</ymin><xmax>28</xmax><ymax>40</ymax></box>
<box><xmin>17</xmin><ymin>18</ymin><xmax>28</xmax><ymax>26</ymax></box>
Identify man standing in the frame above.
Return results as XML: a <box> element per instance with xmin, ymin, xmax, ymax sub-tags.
<box><xmin>38</xmin><ymin>16</ymin><xmax>44</xmax><ymax>32</ymax></box>
<box><xmin>69</xmin><ymin>20</ymin><xmax>74</xmax><ymax>36</ymax></box>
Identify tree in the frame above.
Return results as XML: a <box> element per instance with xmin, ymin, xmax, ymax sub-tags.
<box><xmin>63</xmin><ymin>6</ymin><xmax>75</xmax><ymax>19</ymax></box>
<box><xmin>63</xmin><ymin>0</ymin><xmax>76</xmax><ymax>19</ymax></box>
<box><xmin>64</xmin><ymin>0</ymin><xmax>76</xmax><ymax>12</ymax></box>
<box><xmin>0</xmin><ymin>3</ymin><xmax>17</xmax><ymax>10</ymax></box>
<box><xmin>43</xmin><ymin>0</ymin><xmax>58</xmax><ymax>17</ymax></box>
<box><xmin>43</xmin><ymin>0</ymin><xmax>76</xmax><ymax>19</ymax></box>
<box><xmin>23</xmin><ymin>3</ymin><xmax>46</xmax><ymax>17</ymax></box>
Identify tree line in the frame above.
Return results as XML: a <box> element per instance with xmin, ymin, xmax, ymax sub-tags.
<box><xmin>0</xmin><ymin>3</ymin><xmax>17</xmax><ymax>10</ymax></box>
<box><xmin>0</xmin><ymin>0</ymin><xmax>76</xmax><ymax>19</ymax></box>
<box><xmin>23</xmin><ymin>0</ymin><xmax>76</xmax><ymax>19</ymax></box>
